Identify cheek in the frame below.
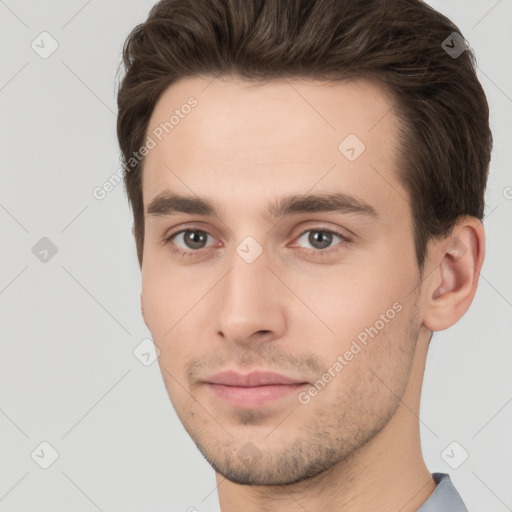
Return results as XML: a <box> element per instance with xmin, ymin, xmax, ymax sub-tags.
<box><xmin>290</xmin><ymin>259</ymin><xmax>417</xmax><ymax>392</ymax></box>
<box><xmin>141</xmin><ymin>285</ymin><xmax>188</xmax><ymax>383</ymax></box>
<box><xmin>331</xmin><ymin>242</ymin><xmax>413</xmax><ymax>332</ymax></box>
<box><xmin>141</xmin><ymin>256</ymin><xmax>197</xmax><ymax>337</ymax></box>
<box><xmin>303</xmin><ymin>302</ymin><xmax>417</xmax><ymax>425</ymax></box>
<box><xmin>289</xmin><ymin>262</ymin><xmax>406</xmax><ymax>343</ymax></box>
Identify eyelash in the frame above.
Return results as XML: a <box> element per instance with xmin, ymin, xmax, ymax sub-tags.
<box><xmin>163</xmin><ymin>226</ymin><xmax>351</xmax><ymax>259</ymax></box>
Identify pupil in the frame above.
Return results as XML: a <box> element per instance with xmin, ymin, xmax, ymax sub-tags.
<box><xmin>310</xmin><ymin>230</ymin><xmax>332</xmax><ymax>249</ymax></box>
<box><xmin>186</xmin><ymin>231</ymin><xmax>206</xmax><ymax>249</ymax></box>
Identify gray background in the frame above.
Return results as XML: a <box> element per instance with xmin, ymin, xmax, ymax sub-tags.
<box><xmin>1</xmin><ymin>1</ymin><xmax>511</xmax><ymax>510</ymax></box>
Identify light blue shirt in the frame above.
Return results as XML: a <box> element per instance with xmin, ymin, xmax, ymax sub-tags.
<box><xmin>417</xmin><ymin>473</ymin><xmax>468</xmax><ymax>511</ymax></box>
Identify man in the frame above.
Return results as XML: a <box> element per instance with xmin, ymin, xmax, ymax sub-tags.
<box><xmin>116</xmin><ymin>0</ymin><xmax>492</xmax><ymax>509</ymax></box>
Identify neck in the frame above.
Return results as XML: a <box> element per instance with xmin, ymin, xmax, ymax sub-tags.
<box><xmin>216</xmin><ymin>329</ymin><xmax>436</xmax><ymax>512</ymax></box>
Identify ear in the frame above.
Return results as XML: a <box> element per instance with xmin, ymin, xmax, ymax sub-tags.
<box><xmin>422</xmin><ymin>216</ymin><xmax>485</xmax><ymax>332</ymax></box>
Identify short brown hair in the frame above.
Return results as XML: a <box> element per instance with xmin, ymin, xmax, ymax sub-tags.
<box><xmin>116</xmin><ymin>0</ymin><xmax>492</xmax><ymax>271</ymax></box>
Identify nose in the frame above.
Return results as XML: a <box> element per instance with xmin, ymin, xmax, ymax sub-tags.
<box><xmin>215</xmin><ymin>248</ymin><xmax>287</xmax><ymax>346</ymax></box>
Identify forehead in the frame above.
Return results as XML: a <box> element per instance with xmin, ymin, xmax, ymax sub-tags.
<box><xmin>142</xmin><ymin>75</ymin><xmax>407</xmax><ymax>222</ymax></box>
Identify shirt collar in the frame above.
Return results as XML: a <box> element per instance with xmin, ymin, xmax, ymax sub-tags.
<box><xmin>417</xmin><ymin>473</ymin><xmax>468</xmax><ymax>511</ymax></box>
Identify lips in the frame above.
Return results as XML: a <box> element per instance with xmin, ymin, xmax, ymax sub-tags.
<box><xmin>207</xmin><ymin>370</ymin><xmax>306</xmax><ymax>387</ymax></box>
<box><xmin>204</xmin><ymin>370</ymin><xmax>308</xmax><ymax>408</ymax></box>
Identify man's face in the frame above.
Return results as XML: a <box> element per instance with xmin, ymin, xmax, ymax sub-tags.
<box><xmin>140</xmin><ymin>76</ymin><xmax>424</xmax><ymax>484</ymax></box>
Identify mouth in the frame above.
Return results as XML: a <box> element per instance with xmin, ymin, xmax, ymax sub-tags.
<box><xmin>204</xmin><ymin>370</ymin><xmax>309</xmax><ymax>408</ymax></box>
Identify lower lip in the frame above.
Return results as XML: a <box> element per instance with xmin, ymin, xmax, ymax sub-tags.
<box><xmin>206</xmin><ymin>383</ymin><xmax>306</xmax><ymax>408</ymax></box>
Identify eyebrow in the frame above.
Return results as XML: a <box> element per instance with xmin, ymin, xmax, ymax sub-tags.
<box><xmin>146</xmin><ymin>191</ymin><xmax>379</xmax><ymax>220</ymax></box>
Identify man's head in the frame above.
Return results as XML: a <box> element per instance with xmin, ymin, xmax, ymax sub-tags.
<box><xmin>117</xmin><ymin>0</ymin><xmax>491</xmax><ymax>272</ymax></box>
<box><xmin>116</xmin><ymin>0</ymin><xmax>490</xmax><ymax>489</ymax></box>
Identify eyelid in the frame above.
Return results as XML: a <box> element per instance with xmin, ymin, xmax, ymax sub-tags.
<box><xmin>294</xmin><ymin>223</ymin><xmax>352</xmax><ymax>240</ymax></box>
<box><xmin>162</xmin><ymin>221</ymin><xmax>219</xmax><ymax>242</ymax></box>
<box><xmin>288</xmin><ymin>225</ymin><xmax>351</xmax><ymax>252</ymax></box>
<box><xmin>163</xmin><ymin>226</ymin><xmax>221</xmax><ymax>249</ymax></box>
<box><xmin>163</xmin><ymin>222</ymin><xmax>350</xmax><ymax>242</ymax></box>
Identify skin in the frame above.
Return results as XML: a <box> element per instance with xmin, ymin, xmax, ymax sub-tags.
<box><xmin>139</xmin><ymin>75</ymin><xmax>485</xmax><ymax>511</ymax></box>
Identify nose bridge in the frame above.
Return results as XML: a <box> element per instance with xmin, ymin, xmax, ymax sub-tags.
<box><xmin>215</xmin><ymin>241</ymin><xmax>285</xmax><ymax>343</ymax></box>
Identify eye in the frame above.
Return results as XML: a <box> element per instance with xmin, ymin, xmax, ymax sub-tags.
<box><xmin>293</xmin><ymin>228</ymin><xmax>349</xmax><ymax>253</ymax></box>
<box><xmin>163</xmin><ymin>226</ymin><xmax>350</xmax><ymax>259</ymax></box>
<box><xmin>164</xmin><ymin>229</ymin><xmax>218</xmax><ymax>257</ymax></box>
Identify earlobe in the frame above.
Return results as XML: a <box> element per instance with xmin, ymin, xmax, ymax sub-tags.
<box><xmin>423</xmin><ymin>217</ymin><xmax>485</xmax><ymax>332</ymax></box>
